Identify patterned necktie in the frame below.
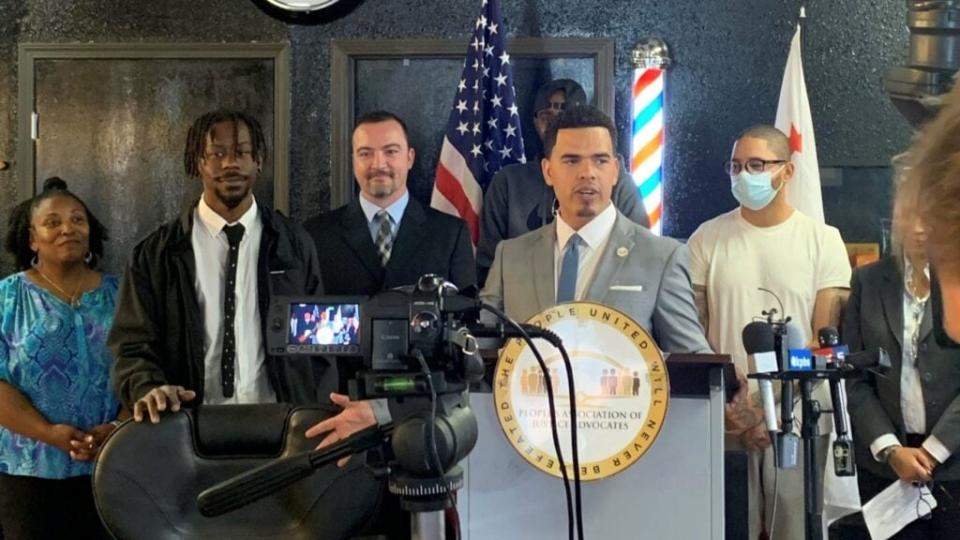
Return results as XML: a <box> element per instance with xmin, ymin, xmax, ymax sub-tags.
<box><xmin>557</xmin><ymin>234</ymin><xmax>581</xmax><ymax>303</ymax></box>
<box><xmin>221</xmin><ymin>223</ymin><xmax>245</xmax><ymax>398</ymax></box>
<box><xmin>374</xmin><ymin>210</ymin><xmax>394</xmax><ymax>267</ymax></box>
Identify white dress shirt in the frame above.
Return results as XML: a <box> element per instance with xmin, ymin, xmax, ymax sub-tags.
<box><xmin>554</xmin><ymin>203</ymin><xmax>617</xmax><ymax>301</ymax></box>
<box><xmin>192</xmin><ymin>196</ymin><xmax>276</xmax><ymax>405</ymax></box>
<box><xmin>869</xmin><ymin>259</ymin><xmax>950</xmax><ymax>464</ymax></box>
<box><xmin>358</xmin><ymin>191</ymin><xmax>409</xmax><ymax>244</ymax></box>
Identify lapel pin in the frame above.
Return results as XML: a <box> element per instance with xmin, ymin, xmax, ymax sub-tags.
<box><xmin>616</xmin><ymin>246</ymin><xmax>629</xmax><ymax>258</ymax></box>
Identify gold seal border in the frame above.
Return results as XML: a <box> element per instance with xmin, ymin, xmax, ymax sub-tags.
<box><xmin>494</xmin><ymin>302</ymin><xmax>670</xmax><ymax>481</ymax></box>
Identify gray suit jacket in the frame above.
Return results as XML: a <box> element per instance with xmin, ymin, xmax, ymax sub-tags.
<box><xmin>844</xmin><ymin>256</ymin><xmax>960</xmax><ymax>480</ymax></box>
<box><xmin>477</xmin><ymin>159</ymin><xmax>649</xmax><ymax>287</ymax></box>
<box><xmin>480</xmin><ymin>210</ymin><xmax>711</xmax><ymax>354</ymax></box>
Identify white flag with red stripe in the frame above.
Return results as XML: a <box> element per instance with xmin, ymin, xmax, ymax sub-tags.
<box><xmin>432</xmin><ymin>0</ymin><xmax>525</xmax><ymax>244</ymax></box>
<box><xmin>775</xmin><ymin>24</ymin><xmax>825</xmax><ymax>223</ymax></box>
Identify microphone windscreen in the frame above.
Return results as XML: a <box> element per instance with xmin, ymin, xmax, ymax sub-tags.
<box><xmin>818</xmin><ymin>326</ymin><xmax>840</xmax><ymax>348</ymax></box>
<box><xmin>742</xmin><ymin>321</ymin><xmax>775</xmax><ymax>354</ymax></box>
<box><xmin>785</xmin><ymin>320</ymin><xmax>808</xmax><ymax>350</ymax></box>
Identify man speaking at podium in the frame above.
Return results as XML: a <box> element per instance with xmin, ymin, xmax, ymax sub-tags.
<box><xmin>480</xmin><ymin>104</ymin><xmax>710</xmax><ymax>355</ymax></box>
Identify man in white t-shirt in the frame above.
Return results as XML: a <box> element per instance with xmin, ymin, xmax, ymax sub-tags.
<box><xmin>687</xmin><ymin>125</ymin><xmax>851</xmax><ymax>539</ymax></box>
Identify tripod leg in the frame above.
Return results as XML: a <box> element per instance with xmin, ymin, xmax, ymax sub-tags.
<box><xmin>411</xmin><ymin>511</ymin><xmax>445</xmax><ymax>540</ymax></box>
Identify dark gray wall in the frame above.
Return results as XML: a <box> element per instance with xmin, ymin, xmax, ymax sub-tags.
<box><xmin>0</xmin><ymin>0</ymin><xmax>913</xmax><ymax>275</ymax></box>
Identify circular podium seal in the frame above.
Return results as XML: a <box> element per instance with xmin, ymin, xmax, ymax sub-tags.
<box><xmin>494</xmin><ymin>302</ymin><xmax>669</xmax><ymax>480</ymax></box>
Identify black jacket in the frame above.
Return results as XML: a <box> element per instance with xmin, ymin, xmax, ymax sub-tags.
<box><xmin>109</xmin><ymin>204</ymin><xmax>328</xmax><ymax>408</ymax></box>
<box><xmin>303</xmin><ymin>197</ymin><xmax>476</xmax><ymax>296</ymax></box>
<box><xmin>844</xmin><ymin>256</ymin><xmax>960</xmax><ymax>480</ymax></box>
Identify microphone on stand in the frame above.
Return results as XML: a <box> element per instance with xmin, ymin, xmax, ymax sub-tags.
<box><xmin>818</xmin><ymin>327</ymin><xmax>840</xmax><ymax>348</ymax></box>
<box><xmin>743</xmin><ymin>321</ymin><xmax>780</xmax><ymax>453</ymax></box>
<box><xmin>817</xmin><ymin>326</ymin><xmax>856</xmax><ymax>476</ymax></box>
<box><xmin>773</xmin><ymin>320</ymin><xmax>806</xmax><ymax>469</ymax></box>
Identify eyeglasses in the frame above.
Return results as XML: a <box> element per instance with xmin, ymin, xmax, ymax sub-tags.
<box><xmin>203</xmin><ymin>148</ymin><xmax>255</xmax><ymax>162</ymax></box>
<box><xmin>916</xmin><ymin>483</ymin><xmax>934</xmax><ymax>520</ymax></box>
<box><xmin>913</xmin><ymin>481</ymin><xmax>960</xmax><ymax>520</ymax></box>
<box><xmin>723</xmin><ymin>158</ymin><xmax>787</xmax><ymax>175</ymax></box>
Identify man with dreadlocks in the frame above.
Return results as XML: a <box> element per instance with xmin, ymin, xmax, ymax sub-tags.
<box><xmin>109</xmin><ymin>110</ymin><xmax>329</xmax><ymax>420</ymax></box>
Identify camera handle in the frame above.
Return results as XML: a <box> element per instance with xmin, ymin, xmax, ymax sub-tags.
<box><xmin>197</xmin><ymin>422</ymin><xmax>393</xmax><ymax>517</ymax></box>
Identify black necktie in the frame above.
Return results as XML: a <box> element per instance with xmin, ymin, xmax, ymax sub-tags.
<box><xmin>221</xmin><ymin>223</ymin><xmax>245</xmax><ymax>398</ymax></box>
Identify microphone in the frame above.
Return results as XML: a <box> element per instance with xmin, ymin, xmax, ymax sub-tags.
<box><xmin>772</xmin><ymin>320</ymin><xmax>805</xmax><ymax>469</ymax></box>
<box><xmin>788</xmin><ymin>326</ymin><xmax>850</xmax><ymax>371</ymax></box>
<box><xmin>817</xmin><ymin>326</ymin><xmax>856</xmax><ymax>476</ymax></box>
<box><xmin>742</xmin><ymin>321</ymin><xmax>780</xmax><ymax>443</ymax></box>
<box><xmin>818</xmin><ymin>326</ymin><xmax>839</xmax><ymax>347</ymax></box>
<box><xmin>778</xmin><ymin>320</ymin><xmax>806</xmax><ymax>428</ymax></box>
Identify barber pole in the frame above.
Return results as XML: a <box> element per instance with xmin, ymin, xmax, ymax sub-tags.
<box><xmin>630</xmin><ymin>38</ymin><xmax>671</xmax><ymax>235</ymax></box>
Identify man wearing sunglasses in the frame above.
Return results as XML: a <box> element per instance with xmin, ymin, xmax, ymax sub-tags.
<box><xmin>687</xmin><ymin>124</ymin><xmax>852</xmax><ymax>540</ymax></box>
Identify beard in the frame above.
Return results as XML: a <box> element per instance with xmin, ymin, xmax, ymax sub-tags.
<box><xmin>365</xmin><ymin>170</ymin><xmax>397</xmax><ymax>199</ymax></box>
<box><xmin>215</xmin><ymin>177</ymin><xmax>251</xmax><ymax>209</ymax></box>
<box><xmin>216</xmin><ymin>187</ymin><xmax>250</xmax><ymax>209</ymax></box>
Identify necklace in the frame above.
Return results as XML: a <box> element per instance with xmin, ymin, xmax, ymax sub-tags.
<box><xmin>34</xmin><ymin>267</ymin><xmax>84</xmax><ymax>307</ymax></box>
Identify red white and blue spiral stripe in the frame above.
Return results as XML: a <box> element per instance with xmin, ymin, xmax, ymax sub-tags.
<box><xmin>631</xmin><ymin>67</ymin><xmax>664</xmax><ymax>235</ymax></box>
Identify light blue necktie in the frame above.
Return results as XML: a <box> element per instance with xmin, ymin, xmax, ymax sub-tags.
<box><xmin>556</xmin><ymin>234</ymin><xmax>582</xmax><ymax>303</ymax></box>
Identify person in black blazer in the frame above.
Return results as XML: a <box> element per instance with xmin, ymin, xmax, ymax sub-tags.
<box><xmin>303</xmin><ymin>110</ymin><xmax>475</xmax><ymax>296</ymax></box>
<box><xmin>843</xmin><ymin>195</ymin><xmax>960</xmax><ymax>539</ymax></box>
<box><xmin>302</xmin><ymin>110</ymin><xmax>475</xmax><ymax>540</ymax></box>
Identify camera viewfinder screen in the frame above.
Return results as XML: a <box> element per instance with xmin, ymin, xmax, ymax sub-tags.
<box><xmin>289</xmin><ymin>303</ymin><xmax>361</xmax><ymax>346</ymax></box>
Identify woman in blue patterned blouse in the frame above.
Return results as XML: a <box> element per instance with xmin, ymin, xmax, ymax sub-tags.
<box><xmin>0</xmin><ymin>177</ymin><xmax>120</xmax><ymax>539</ymax></box>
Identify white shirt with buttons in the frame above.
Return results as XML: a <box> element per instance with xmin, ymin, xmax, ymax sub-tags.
<box><xmin>192</xmin><ymin>196</ymin><xmax>276</xmax><ymax>405</ymax></box>
<box><xmin>553</xmin><ymin>203</ymin><xmax>617</xmax><ymax>302</ymax></box>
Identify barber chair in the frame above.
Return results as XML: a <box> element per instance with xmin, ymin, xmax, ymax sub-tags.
<box><xmin>92</xmin><ymin>404</ymin><xmax>382</xmax><ymax>540</ymax></box>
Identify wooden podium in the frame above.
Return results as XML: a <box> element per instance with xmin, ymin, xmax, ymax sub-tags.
<box><xmin>459</xmin><ymin>354</ymin><xmax>735</xmax><ymax>540</ymax></box>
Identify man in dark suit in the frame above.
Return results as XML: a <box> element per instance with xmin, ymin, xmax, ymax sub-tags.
<box><xmin>302</xmin><ymin>111</ymin><xmax>476</xmax><ymax>540</ymax></box>
<box><xmin>304</xmin><ymin>110</ymin><xmax>475</xmax><ymax>297</ymax></box>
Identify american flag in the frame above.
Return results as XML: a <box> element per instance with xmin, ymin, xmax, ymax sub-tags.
<box><xmin>431</xmin><ymin>0</ymin><xmax>525</xmax><ymax>244</ymax></box>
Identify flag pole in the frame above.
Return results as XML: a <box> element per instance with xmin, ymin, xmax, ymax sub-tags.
<box><xmin>798</xmin><ymin>4</ymin><xmax>806</xmax><ymax>45</ymax></box>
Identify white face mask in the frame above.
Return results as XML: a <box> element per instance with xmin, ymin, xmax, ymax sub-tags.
<box><xmin>731</xmin><ymin>166</ymin><xmax>784</xmax><ymax>211</ymax></box>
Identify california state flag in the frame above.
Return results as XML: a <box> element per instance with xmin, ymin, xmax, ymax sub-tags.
<box><xmin>775</xmin><ymin>24</ymin><xmax>825</xmax><ymax>223</ymax></box>
<box><xmin>778</xmin><ymin>24</ymin><xmax>861</xmax><ymax>526</ymax></box>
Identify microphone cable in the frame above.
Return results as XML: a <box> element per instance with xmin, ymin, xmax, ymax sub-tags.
<box><xmin>413</xmin><ymin>349</ymin><xmax>460</xmax><ymax>540</ymax></box>
<box><xmin>480</xmin><ymin>303</ymin><xmax>583</xmax><ymax>540</ymax></box>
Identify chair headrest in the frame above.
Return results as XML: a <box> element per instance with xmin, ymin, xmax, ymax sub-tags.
<box><xmin>194</xmin><ymin>403</ymin><xmax>340</xmax><ymax>457</ymax></box>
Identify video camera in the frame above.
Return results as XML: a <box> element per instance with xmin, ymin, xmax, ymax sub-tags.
<box><xmin>264</xmin><ymin>275</ymin><xmax>486</xmax><ymax>513</ymax></box>
<box><xmin>202</xmin><ymin>275</ymin><xmax>581</xmax><ymax>537</ymax></box>
<box><xmin>266</xmin><ymin>274</ymin><xmax>486</xmax><ymax>401</ymax></box>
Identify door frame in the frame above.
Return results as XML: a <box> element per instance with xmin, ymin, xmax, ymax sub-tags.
<box><xmin>17</xmin><ymin>42</ymin><xmax>291</xmax><ymax>212</ymax></box>
<box><xmin>329</xmin><ymin>37</ymin><xmax>615</xmax><ymax>208</ymax></box>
